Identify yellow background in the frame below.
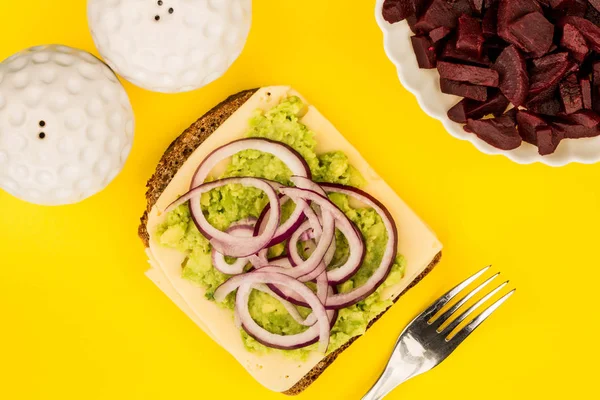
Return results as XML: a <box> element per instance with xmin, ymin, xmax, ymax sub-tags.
<box><xmin>0</xmin><ymin>1</ymin><xmax>597</xmax><ymax>399</ymax></box>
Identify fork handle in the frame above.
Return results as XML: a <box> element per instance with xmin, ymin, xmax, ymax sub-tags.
<box><xmin>361</xmin><ymin>362</ymin><xmax>421</xmax><ymax>400</ymax></box>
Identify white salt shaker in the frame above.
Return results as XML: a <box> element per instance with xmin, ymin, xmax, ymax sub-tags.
<box><xmin>0</xmin><ymin>45</ymin><xmax>135</xmax><ymax>206</ymax></box>
<box><xmin>87</xmin><ymin>0</ymin><xmax>252</xmax><ymax>93</ymax></box>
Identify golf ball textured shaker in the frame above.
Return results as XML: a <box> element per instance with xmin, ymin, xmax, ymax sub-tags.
<box><xmin>87</xmin><ymin>0</ymin><xmax>252</xmax><ymax>93</ymax></box>
<box><xmin>0</xmin><ymin>45</ymin><xmax>135</xmax><ymax>206</ymax></box>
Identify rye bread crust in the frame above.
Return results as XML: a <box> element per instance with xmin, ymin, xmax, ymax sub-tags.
<box><xmin>138</xmin><ymin>88</ymin><xmax>259</xmax><ymax>247</ymax></box>
<box><xmin>137</xmin><ymin>89</ymin><xmax>442</xmax><ymax>395</ymax></box>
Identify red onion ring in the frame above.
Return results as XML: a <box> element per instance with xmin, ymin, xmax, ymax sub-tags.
<box><xmin>262</xmin><ymin>255</ymin><xmax>291</xmax><ymax>268</ymax></box>
<box><xmin>268</xmin><ymin>277</ymin><xmax>338</xmax><ymax>328</ymax></box>
<box><xmin>289</xmin><ymin>214</ymin><xmax>337</xmax><ymax>271</ymax></box>
<box><xmin>253</xmin><ymin>195</ymin><xmax>308</xmax><ymax>247</ymax></box>
<box><xmin>319</xmin><ymin>183</ymin><xmax>399</xmax><ymax>309</ymax></box>
<box><xmin>280</xmin><ymin>185</ymin><xmax>366</xmax><ymax>285</ymax></box>
<box><xmin>188</xmin><ymin>138</ymin><xmax>310</xmax><ymax>242</ymax></box>
<box><xmin>214</xmin><ymin>271</ymin><xmax>330</xmax><ymax>352</ymax></box>
<box><xmin>211</xmin><ymin>224</ymin><xmax>254</xmax><ymax>275</ymax></box>
<box><xmin>166</xmin><ymin>177</ymin><xmax>281</xmax><ymax>258</ymax></box>
<box><xmin>251</xmin><ymin>284</ymin><xmax>315</xmax><ymax>327</ymax></box>
<box><xmin>261</xmin><ymin>213</ymin><xmax>334</xmax><ymax>279</ymax></box>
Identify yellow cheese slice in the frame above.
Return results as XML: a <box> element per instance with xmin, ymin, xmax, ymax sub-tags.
<box><xmin>145</xmin><ymin>86</ymin><xmax>443</xmax><ymax>392</ymax></box>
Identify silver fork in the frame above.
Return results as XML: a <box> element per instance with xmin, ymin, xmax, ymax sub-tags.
<box><xmin>361</xmin><ymin>266</ymin><xmax>515</xmax><ymax>400</ymax></box>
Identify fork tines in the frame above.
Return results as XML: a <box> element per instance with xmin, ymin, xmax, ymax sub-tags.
<box><xmin>425</xmin><ymin>266</ymin><xmax>515</xmax><ymax>342</ymax></box>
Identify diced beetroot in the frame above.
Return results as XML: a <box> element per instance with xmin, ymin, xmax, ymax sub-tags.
<box><xmin>504</xmin><ymin>107</ymin><xmax>518</xmax><ymax>122</ymax></box>
<box><xmin>448</xmin><ymin>100</ymin><xmax>469</xmax><ymax>123</ymax></box>
<box><xmin>526</xmin><ymin>82</ymin><xmax>562</xmax><ymax>115</ymax></box>
<box><xmin>508</xmin><ymin>12</ymin><xmax>554</xmax><ymax>57</ymax></box>
<box><xmin>382</xmin><ymin>0</ymin><xmax>414</xmax><ymax>23</ymax></box>
<box><xmin>550</xmin><ymin>0</ymin><xmax>587</xmax><ymax>17</ymax></box>
<box><xmin>385</xmin><ymin>0</ymin><xmax>600</xmax><ymax>156</ymax></box>
<box><xmin>411</xmin><ymin>36</ymin><xmax>437</xmax><ymax>68</ymax></box>
<box><xmin>497</xmin><ymin>0</ymin><xmax>543</xmax><ymax>52</ymax></box>
<box><xmin>553</xmin><ymin>110</ymin><xmax>600</xmax><ymax>138</ymax></box>
<box><xmin>440</xmin><ymin>78</ymin><xmax>488</xmax><ymax>100</ymax></box>
<box><xmin>456</xmin><ymin>15</ymin><xmax>485</xmax><ymax>58</ymax></box>
<box><xmin>587</xmin><ymin>5</ymin><xmax>600</xmax><ymax>26</ymax></box>
<box><xmin>568</xmin><ymin>109</ymin><xmax>600</xmax><ymax>127</ymax></box>
<box><xmin>492</xmin><ymin>45</ymin><xmax>529</xmax><ymax>106</ymax></box>
<box><xmin>468</xmin><ymin>90</ymin><xmax>510</xmax><ymax>118</ymax></box>
<box><xmin>529</xmin><ymin>52</ymin><xmax>572</xmax><ymax>95</ymax></box>
<box><xmin>581</xmin><ymin>77</ymin><xmax>592</xmax><ymax>109</ymax></box>
<box><xmin>415</xmin><ymin>0</ymin><xmax>429</xmax><ymax>15</ymax></box>
<box><xmin>414</xmin><ymin>0</ymin><xmax>460</xmax><ymax>32</ymax></box>
<box><xmin>571</xmin><ymin>0</ymin><xmax>588</xmax><ymax>17</ymax></box>
<box><xmin>447</xmin><ymin>90</ymin><xmax>509</xmax><ymax>122</ymax></box>
<box><xmin>482</xmin><ymin>6</ymin><xmax>498</xmax><ymax>37</ymax></box>
<box><xmin>552</xmin><ymin>111</ymin><xmax>600</xmax><ymax>138</ymax></box>
<box><xmin>560</xmin><ymin>24</ymin><xmax>589</xmax><ymax>63</ymax></box>
<box><xmin>566</xmin><ymin>63</ymin><xmax>580</xmax><ymax>77</ymax></box>
<box><xmin>466</xmin><ymin>112</ymin><xmax>522</xmax><ymax>150</ymax></box>
<box><xmin>537</xmin><ymin>127</ymin><xmax>563</xmax><ymax>155</ymax></box>
<box><xmin>441</xmin><ymin>39</ymin><xmax>492</xmax><ymax>66</ymax></box>
<box><xmin>429</xmin><ymin>26</ymin><xmax>453</xmax><ymax>43</ymax></box>
<box><xmin>470</xmin><ymin>0</ymin><xmax>484</xmax><ymax>13</ymax></box>
<box><xmin>549</xmin><ymin>0</ymin><xmax>569</xmax><ymax>8</ymax></box>
<box><xmin>593</xmin><ymin>61</ymin><xmax>600</xmax><ymax>113</ymax></box>
<box><xmin>437</xmin><ymin>61</ymin><xmax>500</xmax><ymax>86</ymax></box>
<box><xmin>528</xmin><ymin>97</ymin><xmax>562</xmax><ymax>115</ymax></box>
<box><xmin>516</xmin><ymin>110</ymin><xmax>563</xmax><ymax>154</ymax></box>
<box><xmin>561</xmin><ymin>16</ymin><xmax>600</xmax><ymax>52</ymax></box>
<box><xmin>483</xmin><ymin>38</ymin><xmax>509</xmax><ymax>61</ymax></box>
<box><xmin>559</xmin><ymin>74</ymin><xmax>583</xmax><ymax>114</ymax></box>
<box><xmin>516</xmin><ymin>110</ymin><xmax>548</xmax><ymax>144</ymax></box>
<box><xmin>527</xmin><ymin>83</ymin><xmax>558</xmax><ymax>105</ymax></box>
<box><xmin>451</xmin><ymin>0</ymin><xmax>476</xmax><ymax>15</ymax></box>
<box><xmin>407</xmin><ymin>14</ymin><xmax>419</xmax><ymax>33</ymax></box>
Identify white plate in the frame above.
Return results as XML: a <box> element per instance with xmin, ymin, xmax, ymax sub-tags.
<box><xmin>374</xmin><ymin>0</ymin><xmax>600</xmax><ymax>166</ymax></box>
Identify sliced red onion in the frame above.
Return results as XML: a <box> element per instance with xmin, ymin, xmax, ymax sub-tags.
<box><xmin>280</xmin><ymin>185</ymin><xmax>366</xmax><ymax>285</ymax></box>
<box><xmin>268</xmin><ymin>215</ymin><xmax>334</xmax><ymax>279</ymax></box>
<box><xmin>254</xmin><ymin>195</ymin><xmax>308</xmax><ymax>247</ymax></box>
<box><xmin>299</xmin><ymin>262</ymin><xmax>327</xmax><ymax>283</ymax></box>
<box><xmin>320</xmin><ymin>183</ymin><xmax>399</xmax><ymax>309</ymax></box>
<box><xmin>266</xmin><ymin>283</ymin><xmax>306</xmax><ymax>307</ymax></box>
<box><xmin>234</xmin><ymin>307</ymin><xmax>241</xmax><ymax>329</ymax></box>
<box><xmin>303</xmin><ymin>205</ymin><xmax>322</xmax><ymax>236</ymax></box>
<box><xmin>266</xmin><ymin>273</ymin><xmax>337</xmax><ymax>327</ymax></box>
<box><xmin>215</xmin><ymin>271</ymin><xmax>330</xmax><ymax>352</ymax></box>
<box><xmin>302</xmin><ymin>272</ymin><xmax>330</xmax><ymax>326</ymax></box>
<box><xmin>266</xmin><ymin>266</ymin><xmax>324</xmax><ymax>307</ymax></box>
<box><xmin>189</xmin><ymin>138</ymin><xmax>310</xmax><ymax>244</ymax></box>
<box><xmin>264</xmin><ymin>255</ymin><xmax>292</xmax><ymax>268</ymax></box>
<box><xmin>252</xmin><ymin>284</ymin><xmax>315</xmax><ymax>327</ymax></box>
<box><xmin>287</xmin><ymin>221</ymin><xmax>337</xmax><ymax>274</ymax></box>
<box><xmin>166</xmin><ymin>177</ymin><xmax>280</xmax><ymax>258</ymax></box>
<box><xmin>211</xmin><ymin>224</ymin><xmax>254</xmax><ymax>275</ymax></box>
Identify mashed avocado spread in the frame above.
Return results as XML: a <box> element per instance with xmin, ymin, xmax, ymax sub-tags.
<box><xmin>157</xmin><ymin>97</ymin><xmax>406</xmax><ymax>358</ymax></box>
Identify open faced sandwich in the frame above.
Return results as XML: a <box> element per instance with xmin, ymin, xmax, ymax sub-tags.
<box><xmin>138</xmin><ymin>86</ymin><xmax>442</xmax><ymax>394</ymax></box>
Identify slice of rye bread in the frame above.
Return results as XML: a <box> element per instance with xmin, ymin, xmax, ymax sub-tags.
<box><xmin>138</xmin><ymin>88</ymin><xmax>442</xmax><ymax>395</ymax></box>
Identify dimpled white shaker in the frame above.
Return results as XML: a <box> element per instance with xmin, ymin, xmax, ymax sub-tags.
<box><xmin>0</xmin><ymin>45</ymin><xmax>135</xmax><ymax>206</ymax></box>
<box><xmin>87</xmin><ymin>0</ymin><xmax>252</xmax><ymax>93</ymax></box>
